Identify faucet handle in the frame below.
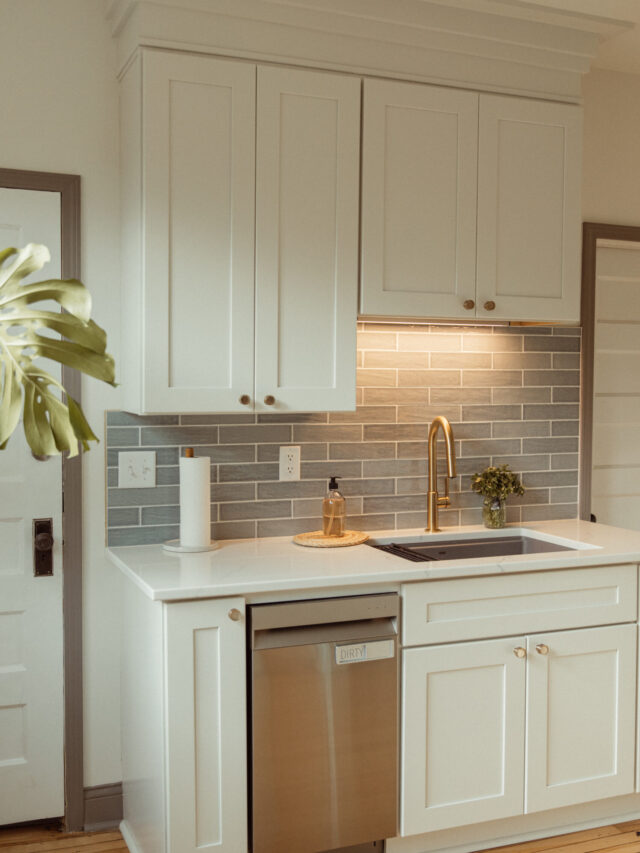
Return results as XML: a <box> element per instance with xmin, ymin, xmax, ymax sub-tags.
<box><xmin>437</xmin><ymin>476</ymin><xmax>451</xmax><ymax>508</ymax></box>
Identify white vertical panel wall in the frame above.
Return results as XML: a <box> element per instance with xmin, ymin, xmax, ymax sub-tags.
<box><xmin>141</xmin><ymin>51</ymin><xmax>256</xmax><ymax>413</ymax></box>
<box><xmin>360</xmin><ymin>79</ymin><xmax>479</xmax><ymax>318</ymax></box>
<box><xmin>476</xmin><ymin>95</ymin><xmax>582</xmax><ymax>322</ymax></box>
<box><xmin>254</xmin><ymin>66</ymin><xmax>360</xmax><ymax>412</ymax></box>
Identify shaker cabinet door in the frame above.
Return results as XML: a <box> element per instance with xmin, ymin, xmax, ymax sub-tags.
<box><xmin>360</xmin><ymin>79</ymin><xmax>479</xmax><ymax>319</ymax></box>
<box><xmin>476</xmin><ymin>95</ymin><xmax>582</xmax><ymax>322</ymax></box>
<box><xmin>142</xmin><ymin>51</ymin><xmax>256</xmax><ymax>413</ymax></box>
<box><xmin>254</xmin><ymin>66</ymin><xmax>360</xmax><ymax>412</ymax></box>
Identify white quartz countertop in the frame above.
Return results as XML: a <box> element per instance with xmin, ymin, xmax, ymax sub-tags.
<box><xmin>106</xmin><ymin>520</ymin><xmax>640</xmax><ymax>602</ymax></box>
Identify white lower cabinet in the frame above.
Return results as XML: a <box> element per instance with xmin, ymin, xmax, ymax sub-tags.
<box><xmin>401</xmin><ymin>624</ymin><xmax>637</xmax><ymax>837</ymax></box>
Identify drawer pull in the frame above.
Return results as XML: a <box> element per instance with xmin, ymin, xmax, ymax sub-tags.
<box><xmin>513</xmin><ymin>646</ymin><xmax>526</xmax><ymax>659</ymax></box>
<box><xmin>536</xmin><ymin>643</ymin><xmax>549</xmax><ymax>655</ymax></box>
<box><xmin>463</xmin><ymin>299</ymin><xmax>475</xmax><ymax>310</ymax></box>
<box><xmin>264</xmin><ymin>395</ymin><xmax>276</xmax><ymax>406</ymax></box>
<box><xmin>228</xmin><ymin>608</ymin><xmax>243</xmax><ymax>622</ymax></box>
<box><xmin>483</xmin><ymin>300</ymin><xmax>496</xmax><ymax>311</ymax></box>
<box><xmin>239</xmin><ymin>394</ymin><xmax>251</xmax><ymax>405</ymax></box>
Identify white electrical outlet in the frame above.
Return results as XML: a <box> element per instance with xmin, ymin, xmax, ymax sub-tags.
<box><xmin>279</xmin><ymin>445</ymin><xmax>301</xmax><ymax>481</ymax></box>
<box><xmin>118</xmin><ymin>450</ymin><xmax>156</xmax><ymax>488</ymax></box>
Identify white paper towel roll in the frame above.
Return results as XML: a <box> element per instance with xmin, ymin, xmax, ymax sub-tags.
<box><xmin>179</xmin><ymin>455</ymin><xmax>211</xmax><ymax>548</ymax></box>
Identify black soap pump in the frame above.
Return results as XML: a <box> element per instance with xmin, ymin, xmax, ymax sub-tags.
<box><xmin>323</xmin><ymin>476</ymin><xmax>345</xmax><ymax>537</ymax></box>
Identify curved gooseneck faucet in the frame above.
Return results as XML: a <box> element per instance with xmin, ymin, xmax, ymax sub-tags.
<box><xmin>426</xmin><ymin>416</ymin><xmax>457</xmax><ymax>533</ymax></box>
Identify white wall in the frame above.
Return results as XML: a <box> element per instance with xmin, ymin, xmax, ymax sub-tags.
<box><xmin>0</xmin><ymin>0</ymin><xmax>123</xmax><ymax>786</ymax></box>
<box><xmin>582</xmin><ymin>67</ymin><xmax>640</xmax><ymax>226</ymax></box>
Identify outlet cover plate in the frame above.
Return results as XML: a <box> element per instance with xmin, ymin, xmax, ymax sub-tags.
<box><xmin>118</xmin><ymin>450</ymin><xmax>156</xmax><ymax>489</ymax></box>
<box><xmin>279</xmin><ymin>445</ymin><xmax>301</xmax><ymax>481</ymax></box>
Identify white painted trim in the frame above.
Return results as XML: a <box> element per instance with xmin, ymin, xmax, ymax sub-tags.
<box><xmin>119</xmin><ymin>820</ymin><xmax>141</xmax><ymax>853</ymax></box>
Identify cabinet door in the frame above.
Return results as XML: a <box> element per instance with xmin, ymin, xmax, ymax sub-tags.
<box><xmin>402</xmin><ymin>638</ymin><xmax>526</xmax><ymax>835</ymax></box>
<box><xmin>255</xmin><ymin>66</ymin><xmax>360</xmax><ymax>412</ymax></box>
<box><xmin>165</xmin><ymin>597</ymin><xmax>247</xmax><ymax>853</ymax></box>
<box><xmin>142</xmin><ymin>51</ymin><xmax>256</xmax><ymax>413</ymax></box>
<box><xmin>476</xmin><ymin>95</ymin><xmax>582</xmax><ymax>322</ymax></box>
<box><xmin>526</xmin><ymin>624</ymin><xmax>636</xmax><ymax>814</ymax></box>
<box><xmin>360</xmin><ymin>79</ymin><xmax>479</xmax><ymax>319</ymax></box>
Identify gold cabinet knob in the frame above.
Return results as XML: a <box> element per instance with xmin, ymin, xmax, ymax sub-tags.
<box><xmin>239</xmin><ymin>394</ymin><xmax>251</xmax><ymax>405</ymax></box>
<box><xmin>264</xmin><ymin>395</ymin><xmax>276</xmax><ymax>406</ymax></box>
<box><xmin>536</xmin><ymin>643</ymin><xmax>549</xmax><ymax>655</ymax></box>
<box><xmin>463</xmin><ymin>299</ymin><xmax>475</xmax><ymax>310</ymax></box>
<box><xmin>513</xmin><ymin>646</ymin><xmax>526</xmax><ymax>659</ymax></box>
<box><xmin>484</xmin><ymin>300</ymin><xmax>496</xmax><ymax>311</ymax></box>
<box><xmin>228</xmin><ymin>608</ymin><xmax>242</xmax><ymax>622</ymax></box>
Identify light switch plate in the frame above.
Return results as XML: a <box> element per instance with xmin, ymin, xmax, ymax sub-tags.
<box><xmin>118</xmin><ymin>450</ymin><xmax>156</xmax><ymax>488</ymax></box>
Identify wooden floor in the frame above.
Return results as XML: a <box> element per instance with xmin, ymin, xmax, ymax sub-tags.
<box><xmin>0</xmin><ymin>819</ymin><xmax>639</xmax><ymax>853</ymax></box>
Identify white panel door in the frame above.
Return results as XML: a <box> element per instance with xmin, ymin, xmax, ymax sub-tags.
<box><xmin>402</xmin><ymin>637</ymin><xmax>526</xmax><ymax>835</ymax></box>
<box><xmin>476</xmin><ymin>95</ymin><xmax>582</xmax><ymax>322</ymax></box>
<box><xmin>0</xmin><ymin>189</ymin><xmax>64</xmax><ymax>823</ymax></box>
<box><xmin>165</xmin><ymin>597</ymin><xmax>247</xmax><ymax>853</ymax></box>
<box><xmin>142</xmin><ymin>51</ymin><xmax>256</xmax><ymax>413</ymax></box>
<box><xmin>255</xmin><ymin>66</ymin><xmax>360</xmax><ymax>412</ymax></box>
<box><xmin>591</xmin><ymin>242</ymin><xmax>640</xmax><ymax>529</ymax></box>
<box><xmin>360</xmin><ymin>79</ymin><xmax>479</xmax><ymax>319</ymax></box>
<box><xmin>525</xmin><ymin>624</ymin><xmax>636</xmax><ymax>814</ymax></box>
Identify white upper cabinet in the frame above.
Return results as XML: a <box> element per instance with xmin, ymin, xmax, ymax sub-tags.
<box><xmin>120</xmin><ymin>50</ymin><xmax>359</xmax><ymax>414</ymax></box>
<box><xmin>477</xmin><ymin>95</ymin><xmax>582</xmax><ymax>323</ymax></box>
<box><xmin>255</xmin><ymin>66</ymin><xmax>360</xmax><ymax>413</ymax></box>
<box><xmin>360</xmin><ymin>80</ymin><xmax>582</xmax><ymax>323</ymax></box>
<box><xmin>360</xmin><ymin>79</ymin><xmax>479</xmax><ymax>319</ymax></box>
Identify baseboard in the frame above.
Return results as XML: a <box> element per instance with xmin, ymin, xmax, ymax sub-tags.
<box><xmin>83</xmin><ymin>782</ymin><xmax>123</xmax><ymax>831</ymax></box>
<box><xmin>120</xmin><ymin>819</ymin><xmax>140</xmax><ymax>853</ymax></box>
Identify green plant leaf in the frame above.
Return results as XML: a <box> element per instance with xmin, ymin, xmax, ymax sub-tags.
<box><xmin>0</xmin><ymin>243</ymin><xmax>116</xmax><ymax>457</ymax></box>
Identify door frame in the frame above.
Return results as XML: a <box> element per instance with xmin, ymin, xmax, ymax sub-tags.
<box><xmin>580</xmin><ymin>222</ymin><xmax>640</xmax><ymax>522</ymax></box>
<box><xmin>0</xmin><ymin>168</ymin><xmax>83</xmax><ymax>831</ymax></box>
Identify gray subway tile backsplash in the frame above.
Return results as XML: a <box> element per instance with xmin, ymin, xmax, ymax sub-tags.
<box><xmin>106</xmin><ymin>323</ymin><xmax>582</xmax><ymax>546</ymax></box>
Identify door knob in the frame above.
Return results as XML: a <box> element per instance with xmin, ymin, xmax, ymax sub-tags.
<box><xmin>239</xmin><ymin>394</ymin><xmax>251</xmax><ymax>405</ymax></box>
<box><xmin>513</xmin><ymin>646</ymin><xmax>526</xmax><ymax>659</ymax></box>
<box><xmin>463</xmin><ymin>299</ymin><xmax>475</xmax><ymax>310</ymax></box>
<box><xmin>33</xmin><ymin>518</ymin><xmax>54</xmax><ymax>577</ymax></box>
<box><xmin>483</xmin><ymin>300</ymin><xmax>496</xmax><ymax>311</ymax></box>
<box><xmin>264</xmin><ymin>395</ymin><xmax>276</xmax><ymax>406</ymax></box>
<box><xmin>228</xmin><ymin>608</ymin><xmax>243</xmax><ymax>622</ymax></box>
<box><xmin>536</xmin><ymin>643</ymin><xmax>549</xmax><ymax>655</ymax></box>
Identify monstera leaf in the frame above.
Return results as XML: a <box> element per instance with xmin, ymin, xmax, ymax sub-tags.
<box><xmin>0</xmin><ymin>243</ymin><xmax>116</xmax><ymax>457</ymax></box>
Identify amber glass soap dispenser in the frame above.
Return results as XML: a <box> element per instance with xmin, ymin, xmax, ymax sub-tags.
<box><xmin>323</xmin><ymin>476</ymin><xmax>345</xmax><ymax>537</ymax></box>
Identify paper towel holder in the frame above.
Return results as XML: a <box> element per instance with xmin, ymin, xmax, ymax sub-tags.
<box><xmin>162</xmin><ymin>447</ymin><xmax>218</xmax><ymax>553</ymax></box>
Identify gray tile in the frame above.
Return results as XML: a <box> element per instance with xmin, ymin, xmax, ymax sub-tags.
<box><xmin>503</xmin><ymin>325</ymin><xmax>551</xmax><ymax>335</ymax></box>
<box><xmin>553</xmin><ymin>326</ymin><xmax>581</xmax><ymax>336</ymax></box>
<box><xmin>463</xmin><ymin>370</ymin><xmax>522</xmax><ymax>387</ymax></box>
<box><xmin>430</xmin><ymin>388</ymin><xmax>491</xmax><ymax>404</ymax></box>
<box><xmin>365</xmin><ymin>350</ymin><xmax>428</xmax><ymax>369</ymax></box>
<box><xmin>109</xmin><ymin>485</ymin><xmax>179</xmax><ymax>507</ymax></box>
<box><xmin>511</xmin><ymin>489</ymin><xmax>550</xmax><ymax>506</ymax></box>
<box><xmin>553</xmin><ymin>353</ymin><xmax>580</xmax><ymax>369</ymax></box>
<box><xmin>493</xmin><ymin>455</ymin><xmax>550</xmax><ymax>471</ymax></box>
<box><xmin>454</xmin><ymin>456</ymin><xmax>491</xmax><ymax>475</ymax></box>
<box><xmin>258</xmin><ymin>443</ymin><xmax>327</xmax><ymax>462</ymax></box>
<box><xmin>552</xmin><ymin>421</ymin><xmax>579</xmax><ymax>436</ymax></box>
<box><xmin>142</xmin><ymin>505</ymin><xmax>181</xmax><ymax>526</ymax></box>
<box><xmin>523</xmin><ymin>437</ymin><xmax>579</xmax><ymax>454</ymax></box>
<box><xmin>396</xmin><ymin>477</ymin><xmax>427</xmax><ymax>494</ymax></box>
<box><xmin>257</xmin><ymin>518</ymin><xmax>323</xmax><ymax>538</ymax></box>
<box><xmin>523</xmin><ymin>470</ymin><xmax>578</xmax><ymax>488</ymax></box>
<box><xmin>140</xmin><ymin>426</ymin><xmax>218</xmax><ymax>446</ymax></box>
<box><xmin>218</xmin><ymin>463</ymin><xmax>279</xmax><ymax>482</ymax></box>
<box><xmin>157</xmin><ymin>466</ymin><xmax>180</xmax><ymax>485</ymax></box>
<box><xmin>524</xmin><ymin>370</ymin><xmax>580</xmax><ymax>387</ymax></box>
<box><xmin>506</xmin><ymin>505</ymin><xmax>522</xmax><ymax>524</ymax></box>
<box><xmin>108</xmin><ymin>507</ymin><xmax>139</xmax><ymax>526</ymax></box>
<box><xmin>553</xmin><ymin>387</ymin><xmax>580</xmax><ymax>402</ymax></box>
<box><xmin>399</xmin><ymin>369</ymin><xmax>463</xmax><ymax>387</ymax></box>
<box><xmin>357</xmin><ymin>330</ymin><xmax>398</xmax><ymax>350</ymax></box>
<box><xmin>430</xmin><ymin>353</ymin><xmax>492</xmax><ymax>369</ymax></box>
<box><xmin>492</xmin><ymin>387</ymin><xmax>551</xmax><ymax>404</ymax></box>
<box><xmin>329</xmin><ymin>406</ymin><xmax>396</xmax><ymax>423</ymax></box>
<box><xmin>293</xmin><ymin>424</ymin><xmax>362</xmax><ymax>442</ymax></box>
<box><xmin>329</xmin><ymin>442</ymin><xmax>395</xmax><ymax>460</ymax></box>
<box><xmin>450</xmin><ymin>423</ymin><xmax>492</xmax><ymax>439</ymax></box>
<box><xmin>524</xmin><ymin>336</ymin><xmax>580</xmax><ymax>352</ymax></box>
<box><xmin>219</xmin><ymin>424</ymin><xmax>291</xmax><ymax>444</ymax></box>
<box><xmin>492</xmin><ymin>421</ymin><xmax>550</xmax><ymax>438</ymax></box>
<box><xmin>462</xmin><ymin>405</ymin><xmax>521</xmax><ymax>422</ymax></box>
<box><xmin>107</xmin><ymin>412</ymin><xmax>179</xmax><ymax>426</ymax></box>
<box><xmin>340</xmin><ymin>478</ymin><xmax>395</xmax><ymax>497</ymax></box>
<box><xmin>211</xmin><ymin>482</ymin><xmax>255</xmax><ymax>502</ymax></box>
<box><xmin>397</xmin><ymin>442</ymin><xmax>429</xmax><ymax>459</ymax></box>
<box><xmin>493</xmin><ymin>353</ymin><xmax>551</xmax><ymax>369</ymax></box>
<box><xmin>220</xmin><ymin>500</ymin><xmax>291</xmax><ymax>521</ymax></box>
<box><xmin>107</xmin><ymin>427</ymin><xmax>140</xmax><ymax>447</ymax></box>
<box><xmin>397</xmin><ymin>405</ymin><xmax>461</xmax><ymax>423</ymax></box>
<box><xmin>212</xmin><ymin>520</ymin><xmax>257</xmax><ymax>540</ymax></box>
<box><xmin>108</xmin><ymin>525</ymin><xmax>179</xmax><ymax>546</ymax></box>
<box><xmin>257</xmin><ymin>412</ymin><xmax>328</xmax><ymax>424</ymax></box>
<box><xmin>460</xmin><ymin>508</ymin><xmax>483</xmax><ymax>525</ymax></box>
<box><xmin>107</xmin><ymin>468</ymin><xmax>118</xmax><ymax>487</ymax></box>
<box><xmin>107</xmin><ymin>446</ymin><xmax>179</xmax><ymax>467</ymax></box>
<box><xmin>302</xmin><ymin>461</ymin><xmax>363</xmax><ymax>479</ymax></box>
<box><xmin>551</xmin><ymin>453</ymin><xmax>579</xmax><ymax>469</ymax></box>
<box><xmin>551</xmin><ymin>486</ymin><xmax>579</xmax><ymax>503</ymax></box>
<box><xmin>180</xmin><ymin>413</ymin><xmax>256</xmax><ymax>425</ymax></box>
<box><xmin>362</xmin><ymin>460</ymin><xmax>426</xmax><ymax>478</ymax></box>
<box><xmin>364</xmin><ymin>424</ymin><xmax>426</xmax><ymax>441</ymax></box>
<box><xmin>293</xmin><ymin>497</ymin><xmax>348</xmax><ymax>518</ymax></box>
<box><xmin>460</xmin><ymin>439</ymin><xmax>521</xmax><ymax>457</ymax></box>
<box><xmin>363</xmin><ymin>387</ymin><xmax>434</xmax><ymax>405</ymax></box>
<box><xmin>523</xmin><ymin>404</ymin><xmax>579</xmax><ymax>420</ymax></box>
<box><xmin>396</xmin><ymin>511</ymin><xmax>431</xmax><ymax>528</ymax></box>
<box><xmin>363</xmin><ymin>494</ymin><xmax>426</xmax><ymax>514</ymax></box>
<box><xmin>463</xmin><ymin>334</ymin><xmax>522</xmax><ymax>352</ymax></box>
<box><xmin>357</xmin><ymin>368</ymin><xmax>397</xmax><ymax>387</ymax></box>
<box><xmin>258</xmin><ymin>480</ymin><xmax>327</xmax><ymax>499</ymax></box>
<box><xmin>521</xmin><ymin>504</ymin><xmax>577</xmax><ymax>521</ymax></box>
<box><xmin>344</xmin><ymin>514</ymin><xmax>397</xmax><ymax>531</ymax></box>
<box><xmin>182</xmin><ymin>445</ymin><xmax>253</xmax><ymax>463</ymax></box>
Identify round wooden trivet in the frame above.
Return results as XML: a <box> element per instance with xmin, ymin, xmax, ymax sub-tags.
<box><xmin>292</xmin><ymin>530</ymin><xmax>369</xmax><ymax>548</ymax></box>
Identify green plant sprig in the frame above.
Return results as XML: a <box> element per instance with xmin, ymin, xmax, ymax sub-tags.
<box><xmin>470</xmin><ymin>464</ymin><xmax>525</xmax><ymax>500</ymax></box>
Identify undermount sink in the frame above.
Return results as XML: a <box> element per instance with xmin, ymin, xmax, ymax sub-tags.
<box><xmin>368</xmin><ymin>532</ymin><xmax>579</xmax><ymax>563</ymax></box>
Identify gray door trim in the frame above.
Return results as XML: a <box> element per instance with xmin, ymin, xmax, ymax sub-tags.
<box><xmin>0</xmin><ymin>168</ymin><xmax>84</xmax><ymax>831</ymax></box>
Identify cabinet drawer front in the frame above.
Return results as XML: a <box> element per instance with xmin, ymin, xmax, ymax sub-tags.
<box><xmin>402</xmin><ymin>565</ymin><xmax>637</xmax><ymax>646</ymax></box>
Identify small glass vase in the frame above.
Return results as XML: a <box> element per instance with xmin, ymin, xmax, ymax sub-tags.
<box><xmin>483</xmin><ymin>496</ymin><xmax>506</xmax><ymax>529</ymax></box>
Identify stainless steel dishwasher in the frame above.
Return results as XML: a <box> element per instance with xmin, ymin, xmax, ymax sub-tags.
<box><xmin>249</xmin><ymin>593</ymin><xmax>399</xmax><ymax>853</ymax></box>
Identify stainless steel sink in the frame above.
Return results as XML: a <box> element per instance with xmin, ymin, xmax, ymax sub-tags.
<box><xmin>368</xmin><ymin>533</ymin><xmax>578</xmax><ymax>562</ymax></box>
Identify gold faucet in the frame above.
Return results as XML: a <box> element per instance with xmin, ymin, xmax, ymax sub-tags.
<box><xmin>426</xmin><ymin>416</ymin><xmax>457</xmax><ymax>533</ymax></box>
